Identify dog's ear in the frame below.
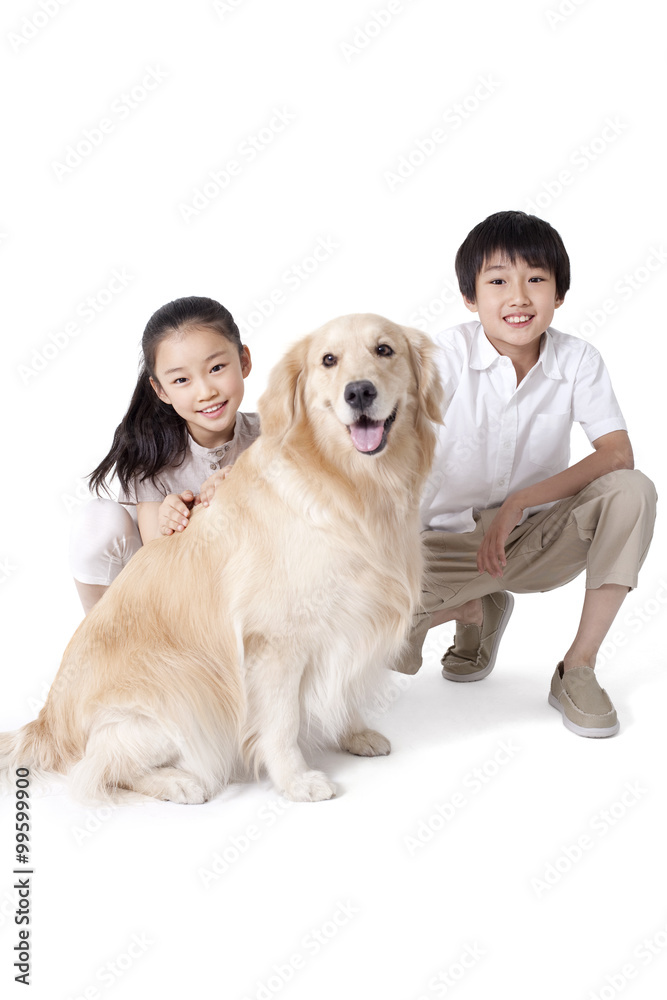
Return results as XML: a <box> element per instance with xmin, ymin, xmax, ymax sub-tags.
<box><xmin>404</xmin><ymin>327</ymin><xmax>444</xmax><ymax>424</ymax></box>
<box><xmin>257</xmin><ymin>335</ymin><xmax>310</xmax><ymax>439</ymax></box>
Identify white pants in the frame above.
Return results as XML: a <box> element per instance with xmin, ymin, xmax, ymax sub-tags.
<box><xmin>69</xmin><ymin>498</ymin><xmax>143</xmax><ymax>586</ymax></box>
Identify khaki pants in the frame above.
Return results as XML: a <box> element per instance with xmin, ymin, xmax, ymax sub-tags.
<box><xmin>397</xmin><ymin>469</ymin><xmax>657</xmax><ymax>674</ymax></box>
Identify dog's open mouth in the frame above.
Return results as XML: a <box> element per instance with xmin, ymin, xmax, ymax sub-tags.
<box><xmin>348</xmin><ymin>408</ymin><xmax>397</xmax><ymax>455</ymax></box>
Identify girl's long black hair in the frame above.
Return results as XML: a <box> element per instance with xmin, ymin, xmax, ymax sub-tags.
<box><xmin>88</xmin><ymin>296</ymin><xmax>243</xmax><ymax>497</ymax></box>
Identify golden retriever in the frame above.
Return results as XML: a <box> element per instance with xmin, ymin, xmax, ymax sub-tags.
<box><xmin>1</xmin><ymin>314</ymin><xmax>442</xmax><ymax>803</ymax></box>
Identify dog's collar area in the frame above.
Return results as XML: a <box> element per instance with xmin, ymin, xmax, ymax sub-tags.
<box><xmin>347</xmin><ymin>406</ymin><xmax>397</xmax><ymax>455</ymax></box>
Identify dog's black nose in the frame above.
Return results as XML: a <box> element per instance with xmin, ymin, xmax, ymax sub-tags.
<box><xmin>344</xmin><ymin>380</ymin><xmax>377</xmax><ymax>410</ymax></box>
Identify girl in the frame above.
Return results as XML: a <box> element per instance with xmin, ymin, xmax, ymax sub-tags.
<box><xmin>70</xmin><ymin>296</ymin><xmax>259</xmax><ymax>614</ymax></box>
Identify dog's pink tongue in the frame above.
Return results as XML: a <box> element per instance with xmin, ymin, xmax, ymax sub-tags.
<box><xmin>350</xmin><ymin>420</ymin><xmax>384</xmax><ymax>453</ymax></box>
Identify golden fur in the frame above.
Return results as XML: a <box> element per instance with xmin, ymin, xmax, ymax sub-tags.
<box><xmin>0</xmin><ymin>314</ymin><xmax>442</xmax><ymax>803</ymax></box>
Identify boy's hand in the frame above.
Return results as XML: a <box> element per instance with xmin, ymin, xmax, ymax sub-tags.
<box><xmin>158</xmin><ymin>491</ymin><xmax>197</xmax><ymax>534</ymax></box>
<box><xmin>476</xmin><ymin>498</ymin><xmax>524</xmax><ymax>578</ymax></box>
<box><xmin>199</xmin><ymin>466</ymin><xmax>233</xmax><ymax>507</ymax></box>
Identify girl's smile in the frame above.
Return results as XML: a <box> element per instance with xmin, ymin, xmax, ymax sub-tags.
<box><xmin>197</xmin><ymin>400</ymin><xmax>229</xmax><ymax>418</ymax></box>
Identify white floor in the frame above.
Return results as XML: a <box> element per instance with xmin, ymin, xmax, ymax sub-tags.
<box><xmin>2</xmin><ymin>581</ymin><xmax>667</xmax><ymax>1000</ymax></box>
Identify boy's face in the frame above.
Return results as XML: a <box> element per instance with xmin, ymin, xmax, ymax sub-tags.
<box><xmin>464</xmin><ymin>255</ymin><xmax>564</xmax><ymax>357</ymax></box>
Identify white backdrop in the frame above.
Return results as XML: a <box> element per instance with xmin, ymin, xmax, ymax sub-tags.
<box><xmin>2</xmin><ymin>2</ymin><xmax>666</xmax><ymax>998</ymax></box>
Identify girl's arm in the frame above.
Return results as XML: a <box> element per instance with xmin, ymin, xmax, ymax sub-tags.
<box><xmin>137</xmin><ymin>492</ymin><xmax>197</xmax><ymax>543</ymax></box>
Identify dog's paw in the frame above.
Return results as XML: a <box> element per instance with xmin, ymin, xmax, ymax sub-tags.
<box><xmin>281</xmin><ymin>770</ymin><xmax>336</xmax><ymax>802</ymax></box>
<box><xmin>145</xmin><ymin>769</ymin><xmax>209</xmax><ymax>804</ymax></box>
<box><xmin>341</xmin><ymin>729</ymin><xmax>391</xmax><ymax>757</ymax></box>
<box><xmin>164</xmin><ymin>778</ymin><xmax>209</xmax><ymax>805</ymax></box>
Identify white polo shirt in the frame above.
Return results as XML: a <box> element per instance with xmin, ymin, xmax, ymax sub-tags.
<box><xmin>420</xmin><ymin>322</ymin><xmax>627</xmax><ymax>533</ymax></box>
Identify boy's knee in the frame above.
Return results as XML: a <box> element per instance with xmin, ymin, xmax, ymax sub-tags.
<box><xmin>603</xmin><ymin>469</ymin><xmax>657</xmax><ymax>517</ymax></box>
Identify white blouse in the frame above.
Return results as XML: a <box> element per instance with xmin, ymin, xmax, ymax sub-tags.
<box><xmin>118</xmin><ymin>411</ymin><xmax>260</xmax><ymax>504</ymax></box>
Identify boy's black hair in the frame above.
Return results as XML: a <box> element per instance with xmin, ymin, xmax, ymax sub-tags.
<box><xmin>455</xmin><ymin>210</ymin><xmax>571</xmax><ymax>302</ymax></box>
<box><xmin>88</xmin><ymin>296</ymin><xmax>243</xmax><ymax>497</ymax></box>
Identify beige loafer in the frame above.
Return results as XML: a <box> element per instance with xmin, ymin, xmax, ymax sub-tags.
<box><xmin>548</xmin><ymin>662</ymin><xmax>619</xmax><ymax>737</ymax></box>
<box><xmin>441</xmin><ymin>592</ymin><xmax>514</xmax><ymax>682</ymax></box>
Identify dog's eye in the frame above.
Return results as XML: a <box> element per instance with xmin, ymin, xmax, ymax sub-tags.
<box><xmin>322</xmin><ymin>354</ymin><xmax>337</xmax><ymax>368</ymax></box>
<box><xmin>376</xmin><ymin>344</ymin><xmax>394</xmax><ymax>357</ymax></box>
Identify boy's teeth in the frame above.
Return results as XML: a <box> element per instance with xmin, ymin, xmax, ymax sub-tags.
<box><xmin>506</xmin><ymin>315</ymin><xmax>531</xmax><ymax>324</ymax></box>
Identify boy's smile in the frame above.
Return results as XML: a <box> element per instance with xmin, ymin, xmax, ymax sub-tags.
<box><xmin>464</xmin><ymin>255</ymin><xmax>564</xmax><ymax>369</ymax></box>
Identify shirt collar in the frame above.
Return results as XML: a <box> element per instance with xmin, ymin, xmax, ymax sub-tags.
<box><xmin>469</xmin><ymin>323</ymin><xmax>500</xmax><ymax>370</ymax></box>
<box><xmin>538</xmin><ymin>328</ymin><xmax>563</xmax><ymax>380</ymax></box>
<box><xmin>187</xmin><ymin>418</ymin><xmax>240</xmax><ymax>458</ymax></box>
<box><xmin>469</xmin><ymin>323</ymin><xmax>563</xmax><ymax>380</ymax></box>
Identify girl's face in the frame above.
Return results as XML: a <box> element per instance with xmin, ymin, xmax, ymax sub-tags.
<box><xmin>151</xmin><ymin>325</ymin><xmax>251</xmax><ymax>448</ymax></box>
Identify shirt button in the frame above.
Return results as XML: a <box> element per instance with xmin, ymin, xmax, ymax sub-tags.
<box><xmin>499</xmin><ymin>478</ymin><xmax>506</xmax><ymax>486</ymax></box>
<box><xmin>216</xmin><ymin>450</ymin><xmax>223</xmax><ymax>457</ymax></box>
<box><xmin>210</xmin><ymin>463</ymin><xmax>218</xmax><ymax>470</ymax></box>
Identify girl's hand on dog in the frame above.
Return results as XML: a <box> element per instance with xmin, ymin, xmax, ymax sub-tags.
<box><xmin>157</xmin><ymin>472</ymin><xmax>232</xmax><ymax>535</ymax></box>
<box><xmin>158</xmin><ymin>491</ymin><xmax>198</xmax><ymax>534</ymax></box>
<box><xmin>199</xmin><ymin>467</ymin><xmax>233</xmax><ymax>507</ymax></box>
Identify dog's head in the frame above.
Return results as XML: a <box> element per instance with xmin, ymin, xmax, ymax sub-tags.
<box><xmin>258</xmin><ymin>314</ymin><xmax>443</xmax><ymax>486</ymax></box>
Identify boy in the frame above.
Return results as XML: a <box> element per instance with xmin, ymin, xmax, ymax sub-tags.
<box><xmin>398</xmin><ymin>211</ymin><xmax>657</xmax><ymax>737</ymax></box>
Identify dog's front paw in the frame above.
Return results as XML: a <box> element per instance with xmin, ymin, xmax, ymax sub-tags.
<box><xmin>341</xmin><ymin>729</ymin><xmax>391</xmax><ymax>757</ymax></box>
<box><xmin>281</xmin><ymin>770</ymin><xmax>336</xmax><ymax>802</ymax></box>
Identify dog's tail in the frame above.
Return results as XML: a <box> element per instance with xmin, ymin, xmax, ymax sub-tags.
<box><xmin>0</xmin><ymin>714</ymin><xmax>67</xmax><ymax>790</ymax></box>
